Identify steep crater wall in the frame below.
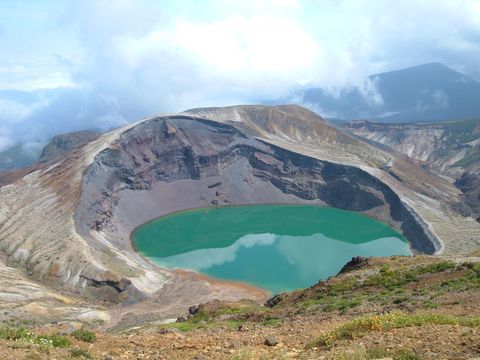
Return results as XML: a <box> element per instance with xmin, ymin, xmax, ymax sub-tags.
<box><xmin>75</xmin><ymin>116</ymin><xmax>437</xmax><ymax>296</ymax></box>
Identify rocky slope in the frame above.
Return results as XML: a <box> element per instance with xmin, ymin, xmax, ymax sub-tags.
<box><xmin>455</xmin><ymin>172</ymin><xmax>480</xmax><ymax>222</ymax></box>
<box><xmin>344</xmin><ymin>118</ymin><xmax>480</xmax><ymax>177</ymax></box>
<box><xmin>344</xmin><ymin>118</ymin><xmax>480</xmax><ymax>221</ymax></box>
<box><xmin>39</xmin><ymin>130</ymin><xmax>100</xmax><ymax>162</ymax></box>
<box><xmin>0</xmin><ymin>105</ymin><xmax>479</xmax><ymax>328</ymax></box>
<box><xmin>1</xmin><ymin>256</ymin><xmax>479</xmax><ymax>359</ymax></box>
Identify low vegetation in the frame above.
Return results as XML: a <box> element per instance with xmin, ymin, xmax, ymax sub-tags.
<box><xmin>292</xmin><ymin>259</ymin><xmax>480</xmax><ymax>313</ymax></box>
<box><xmin>312</xmin><ymin>313</ymin><xmax>480</xmax><ymax>348</ymax></box>
<box><xmin>70</xmin><ymin>348</ymin><xmax>93</xmax><ymax>359</ymax></box>
<box><xmin>71</xmin><ymin>329</ymin><xmax>96</xmax><ymax>343</ymax></box>
<box><xmin>333</xmin><ymin>347</ymin><xmax>425</xmax><ymax>360</ymax></box>
<box><xmin>165</xmin><ymin>259</ymin><xmax>480</xmax><ymax>337</ymax></box>
<box><xmin>157</xmin><ymin>300</ymin><xmax>282</xmax><ymax>333</ymax></box>
<box><xmin>0</xmin><ymin>326</ymin><xmax>70</xmax><ymax>349</ymax></box>
<box><xmin>2</xmin><ymin>257</ymin><xmax>479</xmax><ymax>359</ymax></box>
<box><xmin>160</xmin><ymin>319</ymin><xmax>244</xmax><ymax>332</ymax></box>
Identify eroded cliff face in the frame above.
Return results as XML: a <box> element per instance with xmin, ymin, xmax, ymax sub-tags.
<box><xmin>455</xmin><ymin>172</ymin><xmax>480</xmax><ymax>222</ymax></box>
<box><xmin>344</xmin><ymin>119</ymin><xmax>480</xmax><ymax>223</ymax></box>
<box><xmin>345</xmin><ymin>121</ymin><xmax>444</xmax><ymax>161</ymax></box>
<box><xmin>76</xmin><ymin>116</ymin><xmax>436</xmax><ymax>263</ymax></box>
<box><xmin>344</xmin><ymin>119</ymin><xmax>480</xmax><ymax>178</ymax></box>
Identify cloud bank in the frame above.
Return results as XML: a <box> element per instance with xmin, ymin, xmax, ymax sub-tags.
<box><xmin>1</xmin><ymin>0</ymin><xmax>480</xmax><ymax>151</ymax></box>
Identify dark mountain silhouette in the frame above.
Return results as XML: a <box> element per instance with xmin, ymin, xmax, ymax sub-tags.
<box><xmin>298</xmin><ymin>63</ymin><xmax>480</xmax><ymax>122</ymax></box>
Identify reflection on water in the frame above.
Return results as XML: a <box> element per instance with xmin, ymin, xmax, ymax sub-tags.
<box><xmin>133</xmin><ymin>205</ymin><xmax>411</xmax><ymax>293</ymax></box>
<box><xmin>149</xmin><ymin>232</ymin><xmax>411</xmax><ymax>293</ymax></box>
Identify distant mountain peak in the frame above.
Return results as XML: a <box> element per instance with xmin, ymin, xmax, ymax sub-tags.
<box><xmin>295</xmin><ymin>62</ymin><xmax>480</xmax><ymax>123</ymax></box>
<box><xmin>370</xmin><ymin>62</ymin><xmax>470</xmax><ymax>79</ymax></box>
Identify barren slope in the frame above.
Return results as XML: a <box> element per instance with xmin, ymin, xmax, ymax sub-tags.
<box><xmin>1</xmin><ymin>256</ymin><xmax>479</xmax><ymax>360</ymax></box>
<box><xmin>344</xmin><ymin>118</ymin><xmax>480</xmax><ymax>177</ymax></box>
<box><xmin>0</xmin><ymin>105</ymin><xmax>479</xmax><ymax>329</ymax></box>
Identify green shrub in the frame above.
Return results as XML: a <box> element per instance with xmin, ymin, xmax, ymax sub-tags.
<box><xmin>415</xmin><ymin>261</ymin><xmax>455</xmax><ymax>275</ymax></box>
<box><xmin>365</xmin><ymin>261</ymin><xmax>455</xmax><ymax>290</ymax></box>
<box><xmin>42</xmin><ymin>334</ymin><xmax>70</xmax><ymax>348</ymax></box>
<box><xmin>0</xmin><ymin>327</ymin><xmax>29</xmax><ymax>340</ymax></box>
<box><xmin>0</xmin><ymin>326</ymin><xmax>70</xmax><ymax>348</ymax></box>
<box><xmin>71</xmin><ymin>329</ymin><xmax>96</xmax><ymax>343</ymax></box>
<box><xmin>70</xmin><ymin>348</ymin><xmax>93</xmax><ymax>359</ymax></box>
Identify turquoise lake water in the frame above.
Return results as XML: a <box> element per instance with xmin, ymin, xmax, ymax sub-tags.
<box><xmin>132</xmin><ymin>205</ymin><xmax>411</xmax><ymax>293</ymax></box>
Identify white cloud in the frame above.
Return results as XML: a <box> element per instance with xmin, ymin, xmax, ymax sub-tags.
<box><xmin>2</xmin><ymin>0</ymin><xmax>480</xmax><ymax>153</ymax></box>
<box><xmin>358</xmin><ymin>77</ymin><xmax>384</xmax><ymax>107</ymax></box>
<box><xmin>432</xmin><ymin>89</ymin><xmax>449</xmax><ymax>108</ymax></box>
<box><xmin>113</xmin><ymin>14</ymin><xmax>322</xmax><ymax>100</ymax></box>
<box><xmin>0</xmin><ymin>99</ymin><xmax>37</xmax><ymax>123</ymax></box>
<box><xmin>152</xmin><ymin>233</ymin><xmax>278</xmax><ymax>270</ymax></box>
<box><xmin>0</xmin><ymin>66</ymin><xmax>25</xmax><ymax>74</ymax></box>
<box><xmin>0</xmin><ymin>128</ymin><xmax>13</xmax><ymax>152</ymax></box>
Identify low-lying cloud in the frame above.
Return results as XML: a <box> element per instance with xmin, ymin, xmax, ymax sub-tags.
<box><xmin>1</xmin><ymin>0</ymin><xmax>480</xmax><ymax>152</ymax></box>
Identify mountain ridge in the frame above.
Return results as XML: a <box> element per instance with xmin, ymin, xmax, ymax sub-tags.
<box><xmin>0</xmin><ymin>104</ymin><xmax>479</xmax><ymax>330</ymax></box>
<box><xmin>296</xmin><ymin>63</ymin><xmax>480</xmax><ymax>122</ymax></box>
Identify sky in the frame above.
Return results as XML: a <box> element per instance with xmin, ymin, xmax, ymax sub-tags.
<box><xmin>1</xmin><ymin>0</ymin><xmax>480</xmax><ymax>152</ymax></box>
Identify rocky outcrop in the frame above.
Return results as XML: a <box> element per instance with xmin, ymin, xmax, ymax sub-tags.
<box><xmin>338</xmin><ymin>256</ymin><xmax>369</xmax><ymax>274</ymax></box>
<box><xmin>455</xmin><ymin>172</ymin><xmax>480</xmax><ymax>222</ymax></box>
<box><xmin>345</xmin><ymin>120</ymin><xmax>444</xmax><ymax>161</ymax></box>
<box><xmin>40</xmin><ymin>130</ymin><xmax>100</xmax><ymax>162</ymax></box>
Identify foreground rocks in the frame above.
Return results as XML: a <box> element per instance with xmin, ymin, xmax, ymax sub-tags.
<box><xmin>264</xmin><ymin>336</ymin><xmax>278</xmax><ymax>346</ymax></box>
<box><xmin>0</xmin><ymin>256</ymin><xmax>479</xmax><ymax>359</ymax></box>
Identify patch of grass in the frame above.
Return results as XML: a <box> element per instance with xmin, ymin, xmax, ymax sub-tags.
<box><xmin>333</xmin><ymin>347</ymin><xmax>424</xmax><ymax>360</ymax></box>
<box><xmin>159</xmin><ymin>319</ymin><xmax>243</xmax><ymax>332</ymax></box>
<box><xmin>324</xmin><ymin>298</ymin><xmax>362</xmax><ymax>313</ymax></box>
<box><xmin>298</xmin><ymin>261</ymin><xmax>457</xmax><ymax>313</ymax></box>
<box><xmin>296</xmin><ymin>260</ymin><xmax>473</xmax><ymax>315</ymax></box>
<box><xmin>231</xmin><ymin>349</ymin><xmax>253</xmax><ymax>360</ymax></box>
<box><xmin>328</xmin><ymin>277</ymin><xmax>359</xmax><ymax>295</ymax></box>
<box><xmin>393</xmin><ymin>295</ymin><xmax>411</xmax><ymax>304</ymax></box>
<box><xmin>24</xmin><ymin>354</ymin><xmax>42</xmax><ymax>360</ymax></box>
<box><xmin>367</xmin><ymin>347</ymin><xmax>424</xmax><ymax>360</ymax></box>
<box><xmin>216</xmin><ymin>305</ymin><xmax>266</xmax><ymax>316</ymax></box>
<box><xmin>0</xmin><ymin>327</ymin><xmax>29</xmax><ymax>340</ymax></box>
<box><xmin>299</xmin><ymin>294</ymin><xmax>363</xmax><ymax>313</ymax></box>
<box><xmin>263</xmin><ymin>318</ymin><xmax>281</xmax><ymax>326</ymax></box>
<box><xmin>70</xmin><ymin>348</ymin><xmax>93</xmax><ymax>359</ymax></box>
<box><xmin>423</xmin><ymin>301</ymin><xmax>439</xmax><ymax>309</ymax></box>
<box><xmin>0</xmin><ymin>327</ymin><xmax>70</xmax><ymax>348</ymax></box>
<box><xmin>160</xmin><ymin>321</ymin><xmax>205</xmax><ymax>332</ymax></box>
<box><xmin>311</xmin><ymin>313</ymin><xmax>480</xmax><ymax>348</ymax></box>
<box><xmin>415</xmin><ymin>261</ymin><xmax>456</xmax><ymax>275</ymax></box>
<box><xmin>430</xmin><ymin>263</ymin><xmax>480</xmax><ymax>296</ymax></box>
<box><xmin>71</xmin><ymin>329</ymin><xmax>96</xmax><ymax>343</ymax></box>
<box><xmin>44</xmin><ymin>334</ymin><xmax>70</xmax><ymax>348</ymax></box>
<box><xmin>365</xmin><ymin>261</ymin><xmax>455</xmax><ymax>290</ymax></box>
